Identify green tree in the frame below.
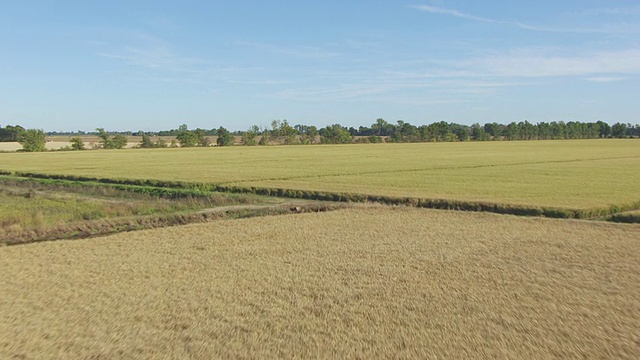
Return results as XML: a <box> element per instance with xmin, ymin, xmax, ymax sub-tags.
<box><xmin>176</xmin><ymin>124</ymin><xmax>197</xmax><ymax>147</ymax></box>
<box><xmin>96</xmin><ymin>128</ymin><xmax>113</xmax><ymax>148</ymax></box>
<box><xmin>470</xmin><ymin>123</ymin><xmax>488</xmax><ymax>141</ymax></box>
<box><xmin>18</xmin><ymin>129</ymin><xmax>46</xmax><ymax>152</ymax></box>
<box><xmin>596</xmin><ymin>121</ymin><xmax>611</xmax><ymax>138</ymax></box>
<box><xmin>299</xmin><ymin>125</ymin><xmax>319</xmax><ymax>144</ymax></box>
<box><xmin>0</xmin><ymin>125</ymin><xmax>26</xmax><ymax>142</ymax></box>
<box><xmin>371</xmin><ymin>118</ymin><xmax>394</xmax><ymax>136</ymax></box>
<box><xmin>139</xmin><ymin>134</ymin><xmax>155</xmax><ymax>148</ymax></box>
<box><xmin>449</xmin><ymin>123</ymin><xmax>470</xmax><ymax>141</ymax></box>
<box><xmin>216</xmin><ymin>126</ymin><xmax>234</xmax><ymax>146</ymax></box>
<box><xmin>194</xmin><ymin>129</ymin><xmax>211</xmax><ymax>147</ymax></box>
<box><xmin>320</xmin><ymin>124</ymin><xmax>352</xmax><ymax>144</ymax></box>
<box><xmin>611</xmin><ymin>122</ymin><xmax>628</xmax><ymax>138</ymax></box>
<box><xmin>427</xmin><ymin>121</ymin><xmax>451</xmax><ymax>142</ymax></box>
<box><xmin>258</xmin><ymin>126</ymin><xmax>270</xmax><ymax>145</ymax></box>
<box><xmin>241</xmin><ymin>126</ymin><xmax>259</xmax><ymax>146</ymax></box>
<box><xmin>111</xmin><ymin>134</ymin><xmax>128</xmax><ymax>149</ymax></box>
<box><xmin>96</xmin><ymin>128</ymin><xmax>127</xmax><ymax>149</ymax></box>
<box><xmin>70</xmin><ymin>136</ymin><xmax>85</xmax><ymax>150</ymax></box>
<box><xmin>503</xmin><ymin>122</ymin><xmax>519</xmax><ymax>140</ymax></box>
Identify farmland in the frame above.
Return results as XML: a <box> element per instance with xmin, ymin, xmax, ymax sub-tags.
<box><xmin>1</xmin><ymin>140</ymin><xmax>639</xmax><ymax>210</ymax></box>
<box><xmin>2</xmin><ymin>207</ymin><xmax>640</xmax><ymax>358</ymax></box>
<box><xmin>1</xmin><ymin>140</ymin><xmax>640</xmax><ymax>358</ymax></box>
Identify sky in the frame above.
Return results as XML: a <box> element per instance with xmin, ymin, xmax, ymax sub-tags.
<box><xmin>1</xmin><ymin>0</ymin><xmax>639</xmax><ymax>132</ymax></box>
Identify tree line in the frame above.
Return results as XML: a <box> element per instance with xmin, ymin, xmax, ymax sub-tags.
<box><xmin>1</xmin><ymin>119</ymin><xmax>638</xmax><ymax>152</ymax></box>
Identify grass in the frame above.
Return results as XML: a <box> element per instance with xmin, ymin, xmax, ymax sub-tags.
<box><xmin>1</xmin><ymin>207</ymin><xmax>639</xmax><ymax>358</ymax></box>
<box><xmin>610</xmin><ymin>210</ymin><xmax>640</xmax><ymax>223</ymax></box>
<box><xmin>0</xmin><ymin>178</ymin><xmax>302</xmax><ymax>244</ymax></box>
<box><xmin>1</xmin><ymin>140</ymin><xmax>639</xmax><ymax>209</ymax></box>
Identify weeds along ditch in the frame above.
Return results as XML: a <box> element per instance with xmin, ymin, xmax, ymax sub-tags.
<box><xmin>0</xmin><ymin>175</ymin><xmax>344</xmax><ymax>245</ymax></box>
<box><xmin>3</xmin><ymin>171</ymin><xmax>640</xmax><ymax>223</ymax></box>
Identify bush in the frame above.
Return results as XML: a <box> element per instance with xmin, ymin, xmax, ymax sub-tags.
<box><xmin>18</xmin><ymin>129</ymin><xmax>46</xmax><ymax>152</ymax></box>
<box><xmin>70</xmin><ymin>137</ymin><xmax>85</xmax><ymax>150</ymax></box>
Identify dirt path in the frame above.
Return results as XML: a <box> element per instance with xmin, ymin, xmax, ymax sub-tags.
<box><xmin>196</xmin><ymin>200</ymin><xmax>320</xmax><ymax>214</ymax></box>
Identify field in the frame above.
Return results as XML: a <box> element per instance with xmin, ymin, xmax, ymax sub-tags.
<box><xmin>1</xmin><ymin>140</ymin><xmax>640</xmax><ymax>210</ymax></box>
<box><xmin>2</xmin><ymin>140</ymin><xmax>640</xmax><ymax>358</ymax></box>
<box><xmin>1</xmin><ymin>207</ymin><xmax>639</xmax><ymax>358</ymax></box>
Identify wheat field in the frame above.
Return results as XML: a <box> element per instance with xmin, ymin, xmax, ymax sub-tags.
<box><xmin>1</xmin><ymin>140</ymin><xmax>639</xmax><ymax>209</ymax></box>
<box><xmin>2</xmin><ymin>207</ymin><xmax>639</xmax><ymax>359</ymax></box>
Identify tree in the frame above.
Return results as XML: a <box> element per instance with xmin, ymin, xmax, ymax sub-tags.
<box><xmin>96</xmin><ymin>128</ymin><xmax>128</xmax><ymax>149</ymax></box>
<box><xmin>470</xmin><ymin>123</ymin><xmax>488</xmax><ymax>141</ymax></box>
<box><xmin>503</xmin><ymin>122</ymin><xmax>520</xmax><ymax>140</ymax></box>
<box><xmin>241</xmin><ymin>126</ymin><xmax>259</xmax><ymax>146</ymax></box>
<box><xmin>111</xmin><ymin>134</ymin><xmax>128</xmax><ymax>149</ymax></box>
<box><xmin>611</xmin><ymin>122</ymin><xmax>628</xmax><ymax>138</ymax></box>
<box><xmin>216</xmin><ymin>126</ymin><xmax>234</xmax><ymax>146</ymax></box>
<box><xmin>269</xmin><ymin>120</ymin><xmax>298</xmax><ymax>144</ymax></box>
<box><xmin>320</xmin><ymin>124</ymin><xmax>352</xmax><ymax>144</ymax></box>
<box><xmin>139</xmin><ymin>134</ymin><xmax>154</xmax><ymax>148</ymax></box>
<box><xmin>176</xmin><ymin>124</ymin><xmax>197</xmax><ymax>147</ymax></box>
<box><xmin>70</xmin><ymin>136</ymin><xmax>85</xmax><ymax>150</ymax></box>
<box><xmin>427</xmin><ymin>121</ymin><xmax>451</xmax><ymax>142</ymax></box>
<box><xmin>371</xmin><ymin>118</ymin><xmax>394</xmax><ymax>136</ymax></box>
<box><xmin>391</xmin><ymin>121</ymin><xmax>420</xmax><ymax>142</ymax></box>
<box><xmin>449</xmin><ymin>123</ymin><xmax>470</xmax><ymax>141</ymax></box>
<box><xmin>483</xmin><ymin>123</ymin><xmax>502</xmax><ymax>140</ymax></box>
<box><xmin>96</xmin><ymin>128</ymin><xmax>113</xmax><ymax>148</ymax></box>
<box><xmin>258</xmin><ymin>126</ymin><xmax>271</xmax><ymax>145</ymax></box>
<box><xmin>18</xmin><ymin>129</ymin><xmax>46</xmax><ymax>152</ymax></box>
<box><xmin>0</xmin><ymin>125</ymin><xmax>25</xmax><ymax>142</ymax></box>
<box><xmin>194</xmin><ymin>129</ymin><xmax>210</xmax><ymax>147</ymax></box>
<box><xmin>299</xmin><ymin>125</ymin><xmax>319</xmax><ymax>144</ymax></box>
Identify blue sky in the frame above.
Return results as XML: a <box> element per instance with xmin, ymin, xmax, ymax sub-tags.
<box><xmin>1</xmin><ymin>0</ymin><xmax>639</xmax><ymax>132</ymax></box>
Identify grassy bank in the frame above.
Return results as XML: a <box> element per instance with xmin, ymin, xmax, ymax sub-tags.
<box><xmin>0</xmin><ymin>177</ymin><xmax>336</xmax><ymax>245</ymax></box>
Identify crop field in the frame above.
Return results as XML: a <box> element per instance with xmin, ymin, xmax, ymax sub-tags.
<box><xmin>1</xmin><ymin>207</ymin><xmax>639</xmax><ymax>359</ymax></box>
<box><xmin>1</xmin><ymin>140</ymin><xmax>639</xmax><ymax>210</ymax></box>
<box><xmin>2</xmin><ymin>140</ymin><xmax>640</xmax><ymax>357</ymax></box>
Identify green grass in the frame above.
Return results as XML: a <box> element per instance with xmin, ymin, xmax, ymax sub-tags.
<box><xmin>1</xmin><ymin>140</ymin><xmax>639</xmax><ymax>209</ymax></box>
<box><xmin>0</xmin><ymin>177</ymin><xmax>338</xmax><ymax>244</ymax></box>
<box><xmin>609</xmin><ymin>210</ymin><xmax>640</xmax><ymax>223</ymax></box>
<box><xmin>0</xmin><ymin>179</ymin><xmax>273</xmax><ymax>236</ymax></box>
<box><xmin>0</xmin><ymin>186</ymin><xmax>227</xmax><ymax>231</ymax></box>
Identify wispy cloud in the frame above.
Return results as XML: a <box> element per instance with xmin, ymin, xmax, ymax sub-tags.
<box><xmin>97</xmin><ymin>32</ymin><xmax>204</xmax><ymax>73</ymax></box>
<box><xmin>100</xmin><ymin>47</ymin><xmax>202</xmax><ymax>71</ymax></box>
<box><xmin>581</xmin><ymin>7</ymin><xmax>640</xmax><ymax>16</ymax></box>
<box><xmin>410</xmin><ymin>5</ymin><xmax>497</xmax><ymax>23</ymax></box>
<box><xmin>411</xmin><ymin>4</ymin><xmax>640</xmax><ymax>34</ymax></box>
<box><xmin>237</xmin><ymin>41</ymin><xmax>340</xmax><ymax>59</ymax></box>
<box><xmin>585</xmin><ymin>76</ymin><xmax>626</xmax><ymax>83</ymax></box>
<box><xmin>468</xmin><ymin>49</ymin><xmax>640</xmax><ymax>78</ymax></box>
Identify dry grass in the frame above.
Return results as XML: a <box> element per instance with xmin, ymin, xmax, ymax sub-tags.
<box><xmin>1</xmin><ymin>207</ymin><xmax>639</xmax><ymax>359</ymax></box>
<box><xmin>1</xmin><ymin>140</ymin><xmax>639</xmax><ymax>209</ymax></box>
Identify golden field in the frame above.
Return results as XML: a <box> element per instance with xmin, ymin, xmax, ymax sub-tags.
<box><xmin>1</xmin><ymin>207</ymin><xmax>639</xmax><ymax>359</ymax></box>
<box><xmin>1</xmin><ymin>140</ymin><xmax>640</xmax><ymax>209</ymax></box>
